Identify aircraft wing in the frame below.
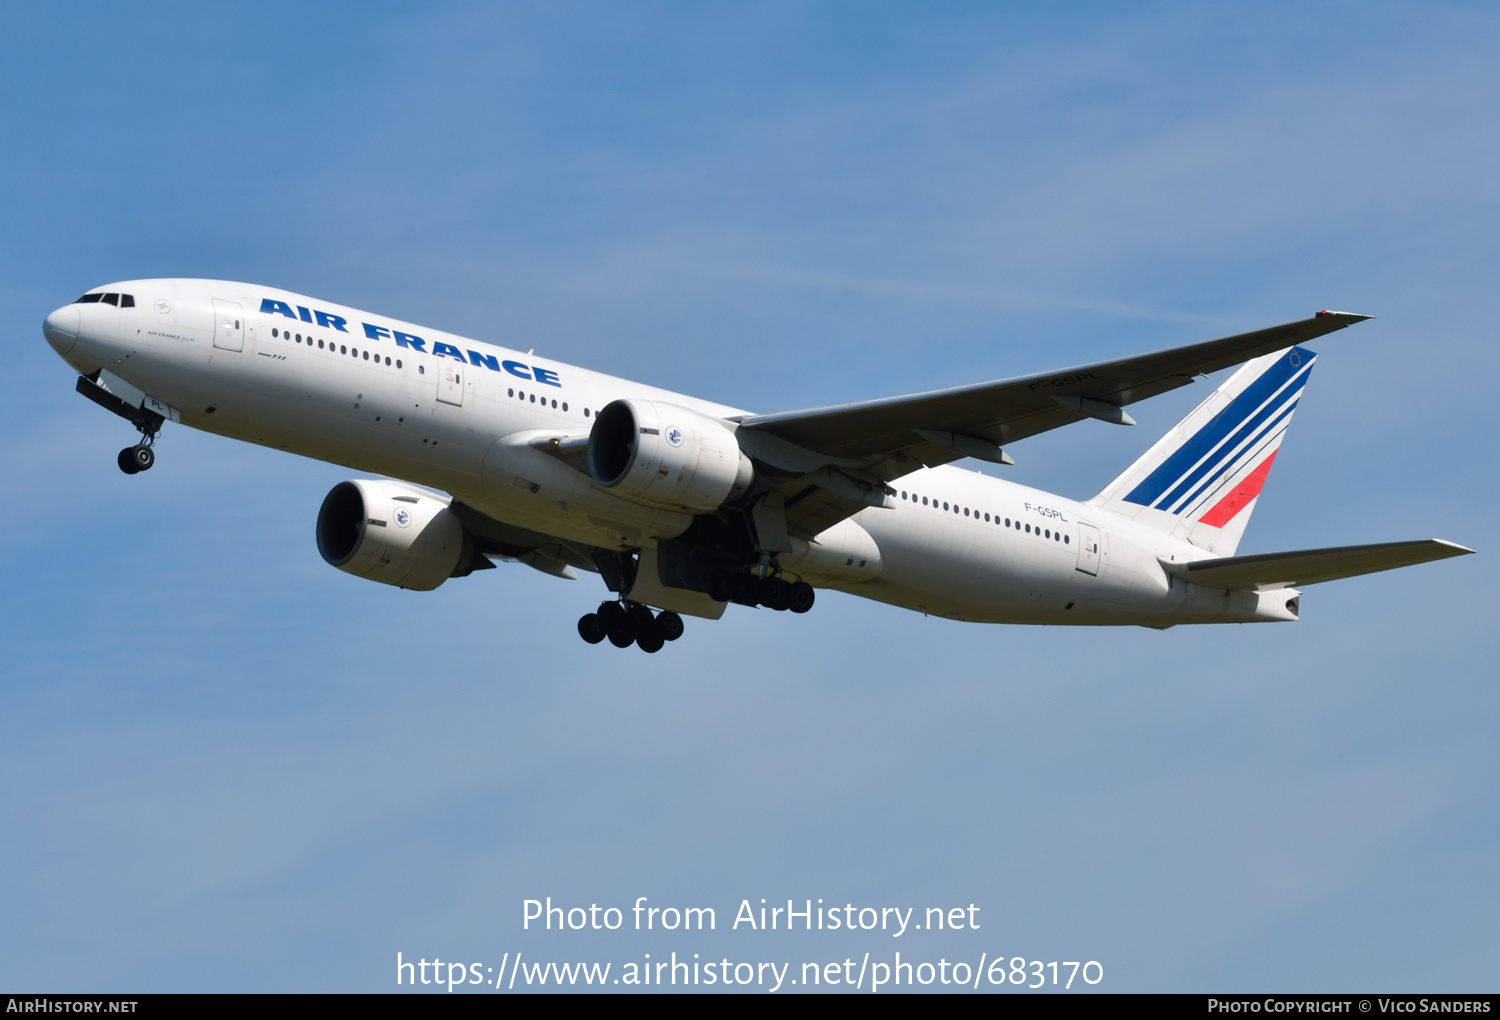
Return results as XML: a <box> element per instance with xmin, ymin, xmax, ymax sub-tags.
<box><xmin>1162</xmin><ymin>539</ymin><xmax>1474</xmax><ymax>592</ymax></box>
<box><xmin>738</xmin><ymin>311</ymin><xmax>1369</xmax><ymax>463</ymax></box>
<box><xmin>735</xmin><ymin>311</ymin><xmax>1371</xmax><ymax>537</ymax></box>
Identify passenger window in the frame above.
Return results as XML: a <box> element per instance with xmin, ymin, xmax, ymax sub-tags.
<box><xmin>1025</xmin><ymin>524</ymin><xmax>1031</xmax><ymax>533</ymax></box>
<box><xmin>584</xmin><ymin>408</ymin><xmax>590</xmax><ymax>417</ymax></box>
<box><xmin>396</xmin><ymin>359</ymin><xmax>402</xmax><ymax>368</ymax></box>
<box><xmin>1045</xmin><ymin>529</ymin><xmax>1051</xmax><ymax>539</ymax></box>
<box><xmin>318</xmin><ymin>339</ymin><xmax>324</xmax><ymax>349</ymax></box>
<box><xmin>120</xmin><ymin>294</ymin><xmax>134</xmax><ymax>307</ymax></box>
<box><xmin>385</xmin><ymin>356</ymin><xmax>391</xmax><ymax>365</ymax></box>
<box><xmin>562</xmin><ymin>402</ymin><xmax>568</xmax><ymax>411</ymax></box>
<box><xmin>964</xmin><ymin>508</ymin><xmax>969</xmax><ymax>516</ymax></box>
<box><xmin>419</xmin><ymin>365</ymin><xmax>425</xmax><ymax>374</ymax></box>
<box><xmin>1005</xmin><ymin>518</ymin><xmax>1011</xmax><ymax>527</ymax></box>
<box><xmin>508</xmin><ymin>388</ymin><xmax>514</xmax><ymax>397</ymax></box>
<box><xmin>102</xmin><ymin>293</ymin><xmax>119</xmax><ymax>305</ymax></box>
<box><xmin>922</xmin><ymin>497</ymin><xmax>928</xmax><ymax>505</ymax></box>
<box><xmin>272</xmin><ymin>328</ymin><xmax>279</xmax><ymax>338</ymax></box>
<box><xmin>1064</xmin><ymin>535</ymin><xmax>1070</xmax><ymax>544</ymax></box>
<box><xmin>551</xmin><ymin>399</ymin><xmax>557</xmax><ymax>408</ymax></box>
<box><xmin>340</xmin><ymin>345</ymin><xmax>347</xmax><ymax>355</ymax></box>
<box><xmin>530</xmin><ymin>394</ymin><xmax>536</xmax><ymax>403</ymax></box>
<box><xmin>942</xmin><ymin>502</ymin><xmax>948</xmax><ymax>510</ymax></box>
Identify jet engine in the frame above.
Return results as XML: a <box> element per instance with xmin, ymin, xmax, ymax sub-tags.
<box><xmin>587</xmin><ymin>399</ymin><xmax>753</xmax><ymax>512</ymax></box>
<box><xmin>315</xmin><ymin>479</ymin><xmax>478</xmax><ymax>590</ymax></box>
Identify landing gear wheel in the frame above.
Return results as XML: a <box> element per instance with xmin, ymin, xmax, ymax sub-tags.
<box><xmin>788</xmin><ymin>581</ymin><xmax>815</xmax><ymax>614</ymax></box>
<box><xmin>727</xmin><ymin>572</ymin><xmax>760</xmax><ymax>606</ymax></box>
<box><xmin>707</xmin><ymin>572</ymin><xmax>731</xmax><ymax>603</ymax></box>
<box><xmin>577</xmin><ymin>613</ymin><xmax>606</xmax><ymax>644</ymax></box>
<box><xmin>117</xmin><ymin>447</ymin><xmax>141</xmax><ymax>475</ymax></box>
<box><xmin>628</xmin><ymin>603</ymin><xmax>665</xmax><ymax>652</ymax></box>
<box><xmin>759</xmin><ymin>577</ymin><xmax>791</xmax><ymax>611</ymax></box>
<box><xmin>598</xmin><ymin>602</ymin><xmax>633</xmax><ymax>647</ymax></box>
<box><xmin>626</xmin><ymin>603</ymin><xmax>656</xmax><ymax>635</ymax></box>
<box><xmin>132</xmin><ymin>445</ymin><xmax>155</xmax><ymax>471</ymax></box>
<box><xmin>657</xmin><ymin>611</ymin><xmax>684</xmax><ymax>642</ymax></box>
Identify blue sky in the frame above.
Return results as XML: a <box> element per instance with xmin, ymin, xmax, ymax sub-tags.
<box><xmin>1</xmin><ymin>1</ymin><xmax>1495</xmax><ymax>992</ymax></box>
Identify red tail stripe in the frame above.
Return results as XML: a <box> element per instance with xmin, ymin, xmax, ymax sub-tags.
<box><xmin>1197</xmin><ymin>452</ymin><xmax>1278</xmax><ymax>528</ymax></box>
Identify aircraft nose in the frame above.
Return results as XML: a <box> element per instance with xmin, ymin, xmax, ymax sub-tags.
<box><xmin>44</xmin><ymin>304</ymin><xmax>80</xmax><ymax>355</ymax></box>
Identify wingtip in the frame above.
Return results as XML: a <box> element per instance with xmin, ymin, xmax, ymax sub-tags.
<box><xmin>1432</xmin><ymin>539</ymin><xmax>1477</xmax><ymax>555</ymax></box>
<box><xmin>1316</xmin><ymin>310</ymin><xmax>1375</xmax><ymax>322</ymax></box>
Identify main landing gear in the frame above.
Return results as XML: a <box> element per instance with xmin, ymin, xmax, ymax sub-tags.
<box><xmin>578</xmin><ymin>602</ymin><xmax>685</xmax><ymax>653</ymax></box>
<box><xmin>708</xmin><ymin>571</ymin><xmax>815</xmax><ymax>613</ymax></box>
<box><xmin>117</xmin><ymin>442</ymin><xmax>155</xmax><ymax>475</ymax></box>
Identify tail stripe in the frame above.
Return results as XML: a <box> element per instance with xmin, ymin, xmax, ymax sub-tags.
<box><xmin>1197</xmin><ymin>451</ymin><xmax>1278</xmax><ymax>527</ymax></box>
<box><xmin>1123</xmin><ymin>347</ymin><xmax>1315</xmax><ymax>512</ymax></box>
<box><xmin>1163</xmin><ymin>393</ymin><xmax>1301</xmax><ymax>514</ymax></box>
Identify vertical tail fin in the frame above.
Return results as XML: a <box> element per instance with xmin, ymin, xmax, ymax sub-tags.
<box><xmin>1089</xmin><ymin>345</ymin><xmax>1316</xmax><ymax>555</ymax></box>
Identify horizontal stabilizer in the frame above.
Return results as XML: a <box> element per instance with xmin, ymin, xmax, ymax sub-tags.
<box><xmin>1162</xmin><ymin>539</ymin><xmax>1473</xmax><ymax>591</ymax></box>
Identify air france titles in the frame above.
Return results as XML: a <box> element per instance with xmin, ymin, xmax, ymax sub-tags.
<box><xmin>258</xmin><ymin>298</ymin><xmax>560</xmax><ymax>386</ymax></box>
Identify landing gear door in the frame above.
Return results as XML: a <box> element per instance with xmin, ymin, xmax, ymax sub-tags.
<box><xmin>436</xmin><ymin>361</ymin><xmax>464</xmax><ymax>406</ymax></box>
<box><xmin>212</xmin><ymin>300</ymin><xmax>244</xmax><ymax>351</ymax></box>
<box><xmin>1076</xmin><ymin>522</ymin><xmax>1102</xmax><ymax>576</ymax></box>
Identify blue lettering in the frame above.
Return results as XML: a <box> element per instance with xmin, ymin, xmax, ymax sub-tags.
<box><xmin>297</xmin><ymin>305</ymin><xmax>314</xmax><ymax>323</ymax></box>
<box><xmin>363</xmin><ymin>323</ymin><xmax>392</xmax><ymax>342</ymax></box>
<box><xmin>502</xmin><ymin>360</ymin><xmax>533</xmax><ymax>380</ymax></box>
<box><xmin>392</xmin><ymin>331</ymin><xmax>426</xmax><ymax>352</ymax></box>
<box><xmin>532</xmin><ymin>366</ymin><xmax>561</xmax><ymax>387</ymax></box>
<box><xmin>314</xmin><ymin>310</ymin><xmax>349</xmax><ymax>332</ymax></box>
<box><xmin>432</xmin><ymin>341</ymin><xmax>467</xmax><ymax>363</ymax></box>
<box><xmin>260</xmin><ymin>299</ymin><xmax>297</xmax><ymax>319</ymax></box>
<box><xmin>468</xmin><ymin>350</ymin><xmax>500</xmax><ymax>371</ymax></box>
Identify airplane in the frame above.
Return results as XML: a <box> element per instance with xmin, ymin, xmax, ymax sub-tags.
<box><xmin>42</xmin><ymin>280</ymin><xmax>1472</xmax><ymax>651</ymax></box>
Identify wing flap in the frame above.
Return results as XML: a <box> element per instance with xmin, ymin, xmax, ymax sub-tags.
<box><xmin>1163</xmin><ymin>539</ymin><xmax>1473</xmax><ymax>591</ymax></box>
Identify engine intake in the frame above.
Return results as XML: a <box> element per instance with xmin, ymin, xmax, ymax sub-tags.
<box><xmin>315</xmin><ymin>479</ymin><xmax>474</xmax><ymax>590</ymax></box>
<box><xmin>588</xmin><ymin>399</ymin><xmax>753</xmax><ymax>512</ymax></box>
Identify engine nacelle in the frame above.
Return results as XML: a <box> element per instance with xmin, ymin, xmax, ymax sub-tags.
<box><xmin>315</xmin><ymin>479</ymin><xmax>471</xmax><ymax>591</ymax></box>
<box><xmin>588</xmin><ymin>399</ymin><xmax>753</xmax><ymax>512</ymax></box>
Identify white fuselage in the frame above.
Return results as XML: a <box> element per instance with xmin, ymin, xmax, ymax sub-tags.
<box><xmin>45</xmin><ymin>279</ymin><xmax>1297</xmax><ymax>628</ymax></box>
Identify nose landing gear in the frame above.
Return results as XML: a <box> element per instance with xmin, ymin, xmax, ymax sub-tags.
<box><xmin>577</xmin><ymin>601</ymin><xmax>685</xmax><ymax>652</ymax></box>
<box><xmin>73</xmin><ymin>372</ymin><xmax>166</xmax><ymax>476</ymax></box>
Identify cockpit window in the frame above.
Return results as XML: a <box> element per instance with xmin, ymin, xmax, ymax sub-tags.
<box><xmin>73</xmin><ymin>292</ymin><xmax>134</xmax><ymax>306</ymax></box>
<box><xmin>76</xmin><ymin>293</ymin><xmax>101</xmax><ymax>303</ymax></box>
<box><xmin>120</xmin><ymin>294</ymin><xmax>134</xmax><ymax>307</ymax></box>
<box><xmin>101</xmin><ymin>293</ymin><xmax>119</xmax><ymax>305</ymax></box>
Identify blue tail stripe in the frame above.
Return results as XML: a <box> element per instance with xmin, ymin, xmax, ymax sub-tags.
<box><xmin>1166</xmin><ymin>396</ymin><xmax>1301</xmax><ymax>515</ymax></box>
<box><xmin>1123</xmin><ymin>347</ymin><xmax>1314</xmax><ymax>507</ymax></box>
<box><xmin>1158</xmin><ymin>383</ymin><xmax>1306</xmax><ymax>513</ymax></box>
